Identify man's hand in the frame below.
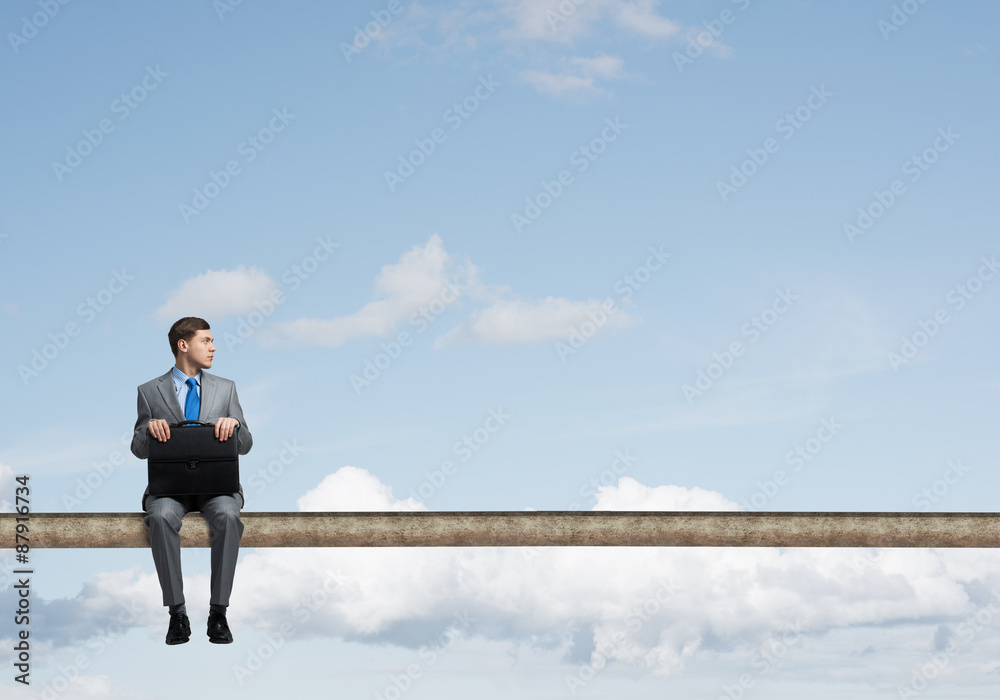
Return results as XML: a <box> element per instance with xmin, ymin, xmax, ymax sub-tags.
<box><xmin>215</xmin><ymin>417</ymin><xmax>239</xmax><ymax>442</ymax></box>
<box><xmin>147</xmin><ymin>419</ymin><xmax>171</xmax><ymax>442</ymax></box>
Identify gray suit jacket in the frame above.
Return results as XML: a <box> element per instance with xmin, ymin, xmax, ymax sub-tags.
<box><xmin>131</xmin><ymin>370</ymin><xmax>253</xmax><ymax>510</ymax></box>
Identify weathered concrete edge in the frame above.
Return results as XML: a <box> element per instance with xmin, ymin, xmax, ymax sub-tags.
<box><xmin>4</xmin><ymin>512</ymin><xmax>999</xmax><ymax>549</ymax></box>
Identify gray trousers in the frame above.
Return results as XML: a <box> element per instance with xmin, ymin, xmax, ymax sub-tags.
<box><xmin>144</xmin><ymin>493</ymin><xmax>244</xmax><ymax>607</ymax></box>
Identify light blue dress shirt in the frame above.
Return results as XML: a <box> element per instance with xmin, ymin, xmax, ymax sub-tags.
<box><xmin>171</xmin><ymin>366</ymin><xmax>201</xmax><ymax>417</ymax></box>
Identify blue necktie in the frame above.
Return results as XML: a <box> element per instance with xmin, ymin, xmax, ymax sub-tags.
<box><xmin>184</xmin><ymin>377</ymin><xmax>200</xmax><ymax>421</ymax></box>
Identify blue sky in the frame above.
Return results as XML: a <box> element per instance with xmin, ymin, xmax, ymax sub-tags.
<box><xmin>2</xmin><ymin>0</ymin><xmax>1000</xmax><ymax>697</ymax></box>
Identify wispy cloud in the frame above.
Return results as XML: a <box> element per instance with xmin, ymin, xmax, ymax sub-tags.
<box><xmin>613</xmin><ymin>0</ymin><xmax>682</xmax><ymax>39</ymax></box>
<box><xmin>520</xmin><ymin>68</ymin><xmax>609</xmax><ymax>99</ymax></box>
<box><xmin>520</xmin><ymin>52</ymin><xmax>625</xmax><ymax>99</ymax></box>
<box><xmin>267</xmin><ymin>234</ymin><xmax>474</xmax><ymax>348</ymax></box>
<box><xmin>436</xmin><ymin>295</ymin><xmax>631</xmax><ymax>346</ymax></box>
<box><xmin>154</xmin><ymin>266</ymin><xmax>278</xmax><ymax>323</ymax></box>
<box><xmin>386</xmin><ymin>0</ymin><xmax>705</xmax><ymax>98</ymax></box>
<box><xmin>268</xmin><ymin>234</ymin><xmax>631</xmax><ymax>349</ymax></box>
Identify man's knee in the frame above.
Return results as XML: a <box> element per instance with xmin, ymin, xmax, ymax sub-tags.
<box><xmin>146</xmin><ymin>502</ymin><xmax>184</xmax><ymax>531</ymax></box>
<box><xmin>204</xmin><ymin>498</ymin><xmax>243</xmax><ymax>532</ymax></box>
<box><xmin>210</xmin><ymin>509</ymin><xmax>241</xmax><ymax>529</ymax></box>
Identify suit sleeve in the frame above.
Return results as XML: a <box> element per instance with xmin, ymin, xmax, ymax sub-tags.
<box><xmin>229</xmin><ymin>383</ymin><xmax>253</xmax><ymax>455</ymax></box>
<box><xmin>131</xmin><ymin>387</ymin><xmax>153</xmax><ymax>460</ymax></box>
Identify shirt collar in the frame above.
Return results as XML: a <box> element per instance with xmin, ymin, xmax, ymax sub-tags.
<box><xmin>171</xmin><ymin>366</ymin><xmax>202</xmax><ymax>391</ymax></box>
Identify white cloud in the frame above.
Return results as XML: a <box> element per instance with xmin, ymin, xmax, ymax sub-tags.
<box><xmin>679</xmin><ymin>26</ymin><xmax>733</xmax><ymax>59</ymax></box>
<box><xmin>389</xmin><ymin>1</ymin><xmax>700</xmax><ymax>98</ymax></box>
<box><xmin>499</xmin><ymin>0</ymin><xmax>678</xmax><ymax>43</ymax></box>
<box><xmin>26</xmin><ymin>467</ymin><xmax>1000</xmax><ymax>686</ymax></box>
<box><xmin>436</xmin><ymin>295</ymin><xmax>632</xmax><ymax>346</ymax></box>
<box><xmin>29</xmin><ymin>676</ymin><xmax>154</xmax><ymax>700</ymax></box>
<box><xmin>0</xmin><ymin>565</ymin><xmax>161</xmax><ymax>646</ymax></box>
<box><xmin>592</xmin><ymin>476</ymin><xmax>739</xmax><ymax>510</ymax></box>
<box><xmin>270</xmin><ymin>235</ymin><xmax>630</xmax><ymax>349</ymax></box>
<box><xmin>154</xmin><ymin>265</ymin><xmax>278</xmax><ymax>323</ymax></box>
<box><xmin>497</xmin><ymin>0</ymin><xmax>602</xmax><ymax>42</ymax></box>
<box><xmin>520</xmin><ymin>69</ymin><xmax>608</xmax><ymax>99</ymax></box>
<box><xmin>569</xmin><ymin>52</ymin><xmax>625</xmax><ymax>78</ymax></box>
<box><xmin>269</xmin><ymin>234</ymin><xmax>473</xmax><ymax>348</ymax></box>
<box><xmin>613</xmin><ymin>0</ymin><xmax>681</xmax><ymax>39</ymax></box>
<box><xmin>520</xmin><ymin>53</ymin><xmax>625</xmax><ymax>99</ymax></box>
<box><xmin>297</xmin><ymin>466</ymin><xmax>427</xmax><ymax>512</ymax></box>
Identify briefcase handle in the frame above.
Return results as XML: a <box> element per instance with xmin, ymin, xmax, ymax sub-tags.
<box><xmin>169</xmin><ymin>420</ymin><xmax>216</xmax><ymax>428</ymax></box>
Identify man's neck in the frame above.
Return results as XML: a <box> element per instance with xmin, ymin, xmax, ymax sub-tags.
<box><xmin>174</xmin><ymin>361</ymin><xmax>202</xmax><ymax>378</ymax></box>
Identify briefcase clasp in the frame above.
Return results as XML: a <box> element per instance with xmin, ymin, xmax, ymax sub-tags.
<box><xmin>187</xmin><ymin>459</ymin><xmax>198</xmax><ymax>470</ymax></box>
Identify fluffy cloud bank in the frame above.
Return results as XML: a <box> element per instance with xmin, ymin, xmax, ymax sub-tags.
<box><xmin>9</xmin><ymin>468</ymin><xmax>1000</xmax><ymax>687</ymax></box>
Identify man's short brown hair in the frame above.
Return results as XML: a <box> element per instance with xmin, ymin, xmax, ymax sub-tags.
<box><xmin>168</xmin><ymin>317</ymin><xmax>211</xmax><ymax>358</ymax></box>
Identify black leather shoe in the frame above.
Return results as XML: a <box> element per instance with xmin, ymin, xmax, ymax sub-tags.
<box><xmin>207</xmin><ymin>611</ymin><xmax>233</xmax><ymax>644</ymax></box>
<box><xmin>166</xmin><ymin>612</ymin><xmax>191</xmax><ymax>645</ymax></box>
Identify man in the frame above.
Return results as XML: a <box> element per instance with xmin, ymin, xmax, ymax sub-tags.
<box><xmin>130</xmin><ymin>317</ymin><xmax>253</xmax><ymax>645</ymax></box>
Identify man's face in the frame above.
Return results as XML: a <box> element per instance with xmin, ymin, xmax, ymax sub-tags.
<box><xmin>180</xmin><ymin>329</ymin><xmax>215</xmax><ymax>369</ymax></box>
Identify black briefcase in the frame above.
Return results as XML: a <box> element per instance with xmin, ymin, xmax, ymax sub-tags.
<box><xmin>147</xmin><ymin>420</ymin><xmax>240</xmax><ymax>498</ymax></box>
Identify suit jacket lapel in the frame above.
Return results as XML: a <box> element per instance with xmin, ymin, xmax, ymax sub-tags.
<box><xmin>155</xmin><ymin>371</ymin><xmax>185</xmax><ymax>423</ymax></box>
<box><xmin>200</xmin><ymin>371</ymin><xmax>216</xmax><ymax>422</ymax></box>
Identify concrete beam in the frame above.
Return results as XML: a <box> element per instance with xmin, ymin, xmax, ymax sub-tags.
<box><xmin>3</xmin><ymin>512</ymin><xmax>1000</xmax><ymax>549</ymax></box>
